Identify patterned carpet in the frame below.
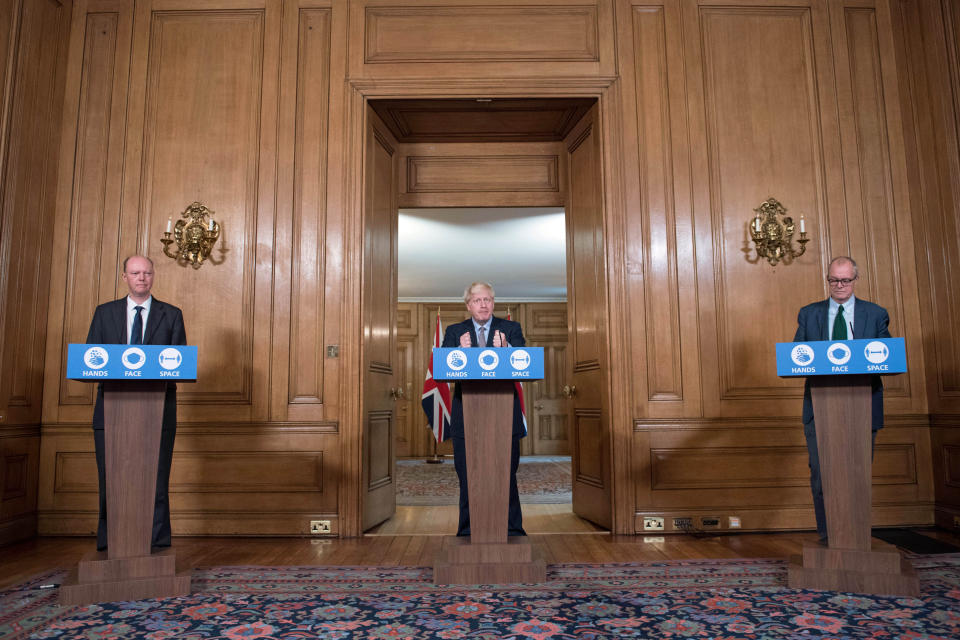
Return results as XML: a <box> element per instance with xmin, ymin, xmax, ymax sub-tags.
<box><xmin>3</xmin><ymin>555</ymin><xmax>959</xmax><ymax>639</ymax></box>
<box><xmin>396</xmin><ymin>456</ymin><xmax>572</xmax><ymax>505</ymax></box>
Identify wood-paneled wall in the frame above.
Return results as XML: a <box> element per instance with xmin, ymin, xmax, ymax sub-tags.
<box><xmin>892</xmin><ymin>0</ymin><xmax>960</xmax><ymax>530</ymax></box>
<box><xmin>0</xmin><ymin>0</ymin><xmax>955</xmax><ymax>540</ymax></box>
<box><xmin>0</xmin><ymin>0</ymin><xmax>71</xmax><ymax>546</ymax></box>
<box><xmin>617</xmin><ymin>0</ymin><xmax>933</xmax><ymax>533</ymax></box>
<box><xmin>40</xmin><ymin>0</ymin><xmax>343</xmax><ymax>537</ymax></box>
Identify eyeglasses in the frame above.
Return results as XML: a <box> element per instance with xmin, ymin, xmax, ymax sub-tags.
<box><xmin>827</xmin><ymin>277</ymin><xmax>856</xmax><ymax>287</ymax></box>
<box><xmin>469</xmin><ymin>297</ymin><xmax>493</xmax><ymax>305</ymax></box>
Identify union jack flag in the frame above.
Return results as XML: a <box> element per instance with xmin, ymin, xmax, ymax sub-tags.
<box><xmin>507</xmin><ymin>308</ymin><xmax>528</xmax><ymax>433</ymax></box>
<box><xmin>421</xmin><ymin>310</ymin><xmax>452</xmax><ymax>442</ymax></box>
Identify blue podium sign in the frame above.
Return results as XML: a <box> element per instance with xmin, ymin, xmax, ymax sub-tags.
<box><xmin>775</xmin><ymin>337</ymin><xmax>906</xmax><ymax>377</ymax></box>
<box><xmin>66</xmin><ymin>344</ymin><xmax>198</xmax><ymax>381</ymax></box>
<box><xmin>433</xmin><ymin>347</ymin><xmax>544</xmax><ymax>381</ymax></box>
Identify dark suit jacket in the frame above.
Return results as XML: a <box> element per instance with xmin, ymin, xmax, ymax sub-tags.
<box><xmin>441</xmin><ymin>316</ymin><xmax>526</xmax><ymax>440</ymax></box>
<box><xmin>793</xmin><ymin>297</ymin><xmax>891</xmax><ymax>429</ymax></box>
<box><xmin>86</xmin><ymin>296</ymin><xmax>187</xmax><ymax>430</ymax></box>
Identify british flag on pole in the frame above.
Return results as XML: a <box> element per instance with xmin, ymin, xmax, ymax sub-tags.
<box><xmin>421</xmin><ymin>309</ymin><xmax>452</xmax><ymax>442</ymax></box>
<box><xmin>507</xmin><ymin>308</ymin><xmax>528</xmax><ymax>433</ymax></box>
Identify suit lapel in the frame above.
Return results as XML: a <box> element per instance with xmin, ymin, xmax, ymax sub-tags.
<box><xmin>144</xmin><ymin>299</ymin><xmax>165</xmax><ymax>344</ymax></box>
<box><xmin>488</xmin><ymin>317</ymin><xmax>501</xmax><ymax>346</ymax></box>
<box><xmin>853</xmin><ymin>300</ymin><xmax>867</xmax><ymax>339</ymax></box>
<box><xmin>818</xmin><ymin>300</ymin><xmax>830</xmax><ymax>341</ymax></box>
<box><xmin>110</xmin><ymin>298</ymin><xmax>127</xmax><ymax>343</ymax></box>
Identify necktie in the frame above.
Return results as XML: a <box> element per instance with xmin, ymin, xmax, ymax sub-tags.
<box><xmin>477</xmin><ymin>326</ymin><xmax>485</xmax><ymax>347</ymax></box>
<box><xmin>131</xmin><ymin>306</ymin><xmax>144</xmax><ymax>345</ymax></box>
<box><xmin>831</xmin><ymin>305</ymin><xmax>847</xmax><ymax>340</ymax></box>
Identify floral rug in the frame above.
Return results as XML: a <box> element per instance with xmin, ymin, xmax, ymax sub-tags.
<box><xmin>396</xmin><ymin>456</ymin><xmax>572</xmax><ymax>505</ymax></box>
<box><xmin>2</xmin><ymin>556</ymin><xmax>959</xmax><ymax>639</ymax></box>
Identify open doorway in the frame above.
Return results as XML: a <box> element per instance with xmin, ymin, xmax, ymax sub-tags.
<box><xmin>359</xmin><ymin>97</ymin><xmax>613</xmax><ymax>536</ymax></box>
<box><xmin>382</xmin><ymin>206</ymin><xmax>589</xmax><ymax>535</ymax></box>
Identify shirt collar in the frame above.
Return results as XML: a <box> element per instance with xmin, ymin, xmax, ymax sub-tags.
<box><xmin>829</xmin><ymin>295</ymin><xmax>855</xmax><ymax>312</ymax></box>
<box><xmin>127</xmin><ymin>295</ymin><xmax>153</xmax><ymax>313</ymax></box>
<box><xmin>472</xmin><ymin>317</ymin><xmax>492</xmax><ymax>333</ymax></box>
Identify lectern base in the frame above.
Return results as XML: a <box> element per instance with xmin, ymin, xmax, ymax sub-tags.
<box><xmin>787</xmin><ymin>541</ymin><xmax>919</xmax><ymax>596</ymax></box>
<box><xmin>60</xmin><ymin>549</ymin><xmax>191</xmax><ymax>605</ymax></box>
<box><xmin>434</xmin><ymin>536</ymin><xmax>547</xmax><ymax>584</ymax></box>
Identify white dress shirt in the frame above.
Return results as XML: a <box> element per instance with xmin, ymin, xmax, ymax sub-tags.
<box><xmin>127</xmin><ymin>296</ymin><xmax>153</xmax><ymax>344</ymax></box>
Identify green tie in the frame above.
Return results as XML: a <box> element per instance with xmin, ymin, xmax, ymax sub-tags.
<box><xmin>832</xmin><ymin>305</ymin><xmax>847</xmax><ymax>340</ymax></box>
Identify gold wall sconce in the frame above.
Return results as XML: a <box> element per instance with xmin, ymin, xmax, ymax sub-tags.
<box><xmin>749</xmin><ymin>197</ymin><xmax>809</xmax><ymax>266</ymax></box>
<box><xmin>160</xmin><ymin>202</ymin><xmax>222</xmax><ymax>268</ymax></box>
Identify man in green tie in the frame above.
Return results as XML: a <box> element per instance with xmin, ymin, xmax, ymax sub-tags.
<box><xmin>793</xmin><ymin>256</ymin><xmax>891</xmax><ymax>544</ymax></box>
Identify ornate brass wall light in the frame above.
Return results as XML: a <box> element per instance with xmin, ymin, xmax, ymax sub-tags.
<box><xmin>160</xmin><ymin>202</ymin><xmax>222</xmax><ymax>268</ymax></box>
<box><xmin>749</xmin><ymin>197</ymin><xmax>809</xmax><ymax>266</ymax></box>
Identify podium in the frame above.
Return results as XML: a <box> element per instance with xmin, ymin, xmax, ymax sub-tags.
<box><xmin>60</xmin><ymin>344</ymin><xmax>197</xmax><ymax>604</ymax></box>
<box><xmin>431</xmin><ymin>347</ymin><xmax>547</xmax><ymax>584</ymax></box>
<box><xmin>777</xmin><ymin>338</ymin><xmax>918</xmax><ymax>595</ymax></box>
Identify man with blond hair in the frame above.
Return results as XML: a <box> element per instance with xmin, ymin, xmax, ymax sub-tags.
<box><xmin>442</xmin><ymin>281</ymin><xmax>527</xmax><ymax>537</ymax></box>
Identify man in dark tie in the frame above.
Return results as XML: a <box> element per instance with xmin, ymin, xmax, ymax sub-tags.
<box><xmin>441</xmin><ymin>281</ymin><xmax>527</xmax><ymax>536</ymax></box>
<box><xmin>793</xmin><ymin>256</ymin><xmax>891</xmax><ymax>544</ymax></box>
<box><xmin>85</xmin><ymin>255</ymin><xmax>187</xmax><ymax>550</ymax></box>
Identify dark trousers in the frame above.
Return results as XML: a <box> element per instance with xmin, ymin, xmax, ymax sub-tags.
<box><xmin>94</xmin><ymin>426</ymin><xmax>176</xmax><ymax>550</ymax></box>
<box><xmin>804</xmin><ymin>420</ymin><xmax>877</xmax><ymax>539</ymax></box>
<box><xmin>452</xmin><ymin>435</ymin><xmax>525</xmax><ymax>536</ymax></box>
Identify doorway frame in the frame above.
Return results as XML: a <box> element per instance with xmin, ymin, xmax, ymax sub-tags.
<box><xmin>339</xmin><ymin>78</ymin><xmax>634</xmax><ymax>536</ymax></box>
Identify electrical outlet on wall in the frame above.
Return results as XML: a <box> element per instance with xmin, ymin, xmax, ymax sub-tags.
<box><xmin>310</xmin><ymin>520</ymin><xmax>331</xmax><ymax>535</ymax></box>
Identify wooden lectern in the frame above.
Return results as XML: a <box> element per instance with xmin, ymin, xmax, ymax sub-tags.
<box><xmin>434</xmin><ymin>380</ymin><xmax>546</xmax><ymax>584</ymax></box>
<box><xmin>60</xmin><ymin>381</ymin><xmax>191</xmax><ymax>604</ymax></box>
<box><xmin>787</xmin><ymin>375</ymin><xmax>919</xmax><ymax>595</ymax></box>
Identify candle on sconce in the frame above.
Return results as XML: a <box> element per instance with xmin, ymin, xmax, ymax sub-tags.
<box><xmin>208</xmin><ymin>218</ymin><xmax>215</xmax><ymax>231</ymax></box>
<box><xmin>799</xmin><ymin>215</ymin><xmax>805</xmax><ymax>233</ymax></box>
<box><xmin>166</xmin><ymin>217</ymin><xmax>172</xmax><ymax>233</ymax></box>
<box><xmin>754</xmin><ymin>215</ymin><xmax>761</xmax><ymax>232</ymax></box>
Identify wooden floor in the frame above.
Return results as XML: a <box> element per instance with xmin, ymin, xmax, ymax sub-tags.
<box><xmin>3</xmin><ymin>503</ymin><xmax>958</xmax><ymax>591</ymax></box>
<box><xmin>367</xmin><ymin>504</ymin><xmax>606</xmax><ymax>535</ymax></box>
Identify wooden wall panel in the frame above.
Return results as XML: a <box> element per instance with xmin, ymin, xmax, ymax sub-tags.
<box><xmin>1</xmin><ymin>0</ymin><xmax>70</xmax><ymax>424</ymax></box>
<box><xmin>635</xmin><ymin>420</ymin><xmax>933</xmax><ymax>532</ymax></box>
<box><xmin>137</xmin><ymin>9</ymin><xmax>269</xmax><ymax>419</ymax></box>
<box><xmin>279</xmin><ymin>8</ymin><xmax>333</xmax><ymax>418</ymax></box>
<box><xmin>895</xmin><ymin>0</ymin><xmax>960</xmax><ymax>410</ymax></box>
<box><xmin>694</xmin><ymin>5</ymin><xmax>828</xmax><ymax>415</ymax></box>
<box><xmin>349</xmin><ymin>0</ymin><xmax>616</xmax><ymax>79</ymax></box>
<box><xmin>619</xmin><ymin>1</ymin><xmax>700</xmax><ymax>418</ymax></box>
<box><xmin>0</xmin><ymin>429</ymin><xmax>41</xmax><ymax>544</ymax></box>
<box><xmin>38</xmin><ymin>0</ymin><xmax>347</xmax><ymax>537</ymax></box>
<box><xmin>407</xmin><ymin>155</ymin><xmax>559</xmax><ymax>194</ymax></box>
<box><xmin>366</xmin><ymin>5</ymin><xmax>598</xmax><ymax>63</ymax></box>
<box><xmin>39</xmin><ymin>425</ymin><xmax>342</xmax><ymax>536</ymax></box>
<box><xmin>399</xmin><ymin>142</ymin><xmax>564</xmax><ymax>208</ymax></box>
<box><xmin>829</xmin><ymin>2</ymin><xmax>923</xmax><ymax>415</ymax></box>
<box><xmin>20</xmin><ymin>0</ymin><xmax>951</xmax><ymax>538</ymax></box>
<box><xmin>55</xmin><ymin>8</ymin><xmax>132</xmax><ymax>419</ymax></box>
<box><xmin>0</xmin><ymin>0</ymin><xmax>71</xmax><ymax>545</ymax></box>
<box><xmin>892</xmin><ymin>0</ymin><xmax>960</xmax><ymax>529</ymax></box>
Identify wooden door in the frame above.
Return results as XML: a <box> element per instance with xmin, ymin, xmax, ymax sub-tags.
<box><xmin>361</xmin><ymin>107</ymin><xmax>400</xmax><ymax>530</ymax></box>
<box><xmin>529</xmin><ymin>342</ymin><xmax>570</xmax><ymax>455</ymax></box>
<box><xmin>563</xmin><ymin>103</ymin><xmax>612</xmax><ymax>528</ymax></box>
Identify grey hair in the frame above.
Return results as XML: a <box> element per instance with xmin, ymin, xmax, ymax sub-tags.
<box><xmin>828</xmin><ymin>256</ymin><xmax>859</xmax><ymax>278</ymax></box>
<box><xmin>463</xmin><ymin>281</ymin><xmax>495</xmax><ymax>303</ymax></box>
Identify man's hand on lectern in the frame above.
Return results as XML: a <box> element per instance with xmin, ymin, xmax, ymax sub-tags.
<box><xmin>492</xmin><ymin>330</ymin><xmax>508</xmax><ymax>347</ymax></box>
<box><xmin>459</xmin><ymin>332</ymin><xmax>472</xmax><ymax>348</ymax></box>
